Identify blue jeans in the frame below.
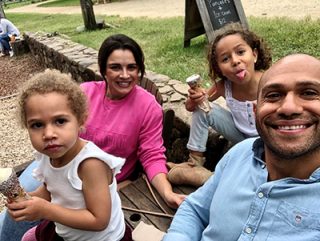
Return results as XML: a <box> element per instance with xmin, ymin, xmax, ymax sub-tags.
<box><xmin>0</xmin><ymin>34</ymin><xmax>11</xmax><ymax>53</ymax></box>
<box><xmin>0</xmin><ymin>161</ymin><xmax>41</xmax><ymax>241</ymax></box>
<box><xmin>187</xmin><ymin>103</ymin><xmax>248</xmax><ymax>152</ymax></box>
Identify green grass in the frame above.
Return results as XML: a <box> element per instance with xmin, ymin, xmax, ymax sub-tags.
<box><xmin>2</xmin><ymin>0</ymin><xmax>79</xmax><ymax>9</ymax></box>
<box><xmin>37</xmin><ymin>0</ymin><xmax>80</xmax><ymax>7</ymax></box>
<box><xmin>6</xmin><ymin>12</ymin><xmax>320</xmax><ymax>83</ymax></box>
<box><xmin>2</xmin><ymin>0</ymin><xmax>43</xmax><ymax>9</ymax></box>
<box><xmin>37</xmin><ymin>0</ymin><xmax>122</xmax><ymax>7</ymax></box>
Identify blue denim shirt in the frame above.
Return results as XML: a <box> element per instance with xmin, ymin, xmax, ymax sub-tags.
<box><xmin>163</xmin><ymin>138</ymin><xmax>320</xmax><ymax>241</ymax></box>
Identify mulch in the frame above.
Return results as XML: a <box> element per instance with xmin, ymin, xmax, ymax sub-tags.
<box><xmin>0</xmin><ymin>54</ymin><xmax>45</xmax><ymax>97</ymax></box>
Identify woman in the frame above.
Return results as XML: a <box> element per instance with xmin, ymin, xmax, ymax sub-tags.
<box><xmin>0</xmin><ymin>34</ymin><xmax>185</xmax><ymax>241</ymax></box>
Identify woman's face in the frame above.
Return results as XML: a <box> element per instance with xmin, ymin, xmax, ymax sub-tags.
<box><xmin>105</xmin><ymin>49</ymin><xmax>139</xmax><ymax>100</ymax></box>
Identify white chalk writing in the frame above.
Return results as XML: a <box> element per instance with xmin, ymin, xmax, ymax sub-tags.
<box><xmin>205</xmin><ymin>0</ymin><xmax>237</xmax><ymax>27</ymax></box>
<box><xmin>208</xmin><ymin>0</ymin><xmax>231</xmax><ymax>8</ymax></box>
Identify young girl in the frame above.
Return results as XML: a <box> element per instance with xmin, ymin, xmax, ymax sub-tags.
<box><xmin>7</xmin><ymin>69</ymin><xmax>130</xmax><ymax>241</ymax></box>
<box><xmin>167</xmin><ymin>22</ymin><xmax>272</xmax><ymax>187</ymax></box>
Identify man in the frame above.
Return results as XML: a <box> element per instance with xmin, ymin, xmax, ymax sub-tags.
<box><xmin>0</xmin><ymin>16</ymin><xmax>20</xmax><ymax>57</ymax></box>
<box><xmin>163</xmin><ymin>54</ymin><xmax>320</xmax><ymax>241</ymax></box>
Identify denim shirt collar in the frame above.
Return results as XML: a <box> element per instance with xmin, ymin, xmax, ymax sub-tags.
<box><xmin>252</xmin><ymin>138</ymin><xmax>265</xmax><ymax>165</ymax></box>
<box><xmin>251</xmin><ymin>137</ymin><xmax>320</xmax><ymax>181</ymax></box>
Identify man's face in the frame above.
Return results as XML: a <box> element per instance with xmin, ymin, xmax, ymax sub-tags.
<box><xmin>255</xmin><ymin>55</ymin><xmax>320</xmax><ymax>159</ymax></box>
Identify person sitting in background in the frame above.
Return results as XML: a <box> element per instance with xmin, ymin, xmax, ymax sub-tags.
<box><xmin>163</xmin><ymin>53</ymin><xmax>320</xmax><ymax>241</ymax></box>
<box><xmin>0</xmin><ymin>16</ymin><xmax>20</xmax><ymax>57</ymax></box>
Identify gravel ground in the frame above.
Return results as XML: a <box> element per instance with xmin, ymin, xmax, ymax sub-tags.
<box><xmin>0</xmin><ymin>54</ymin><xmax>45</xmax><ymax>210</ymax></box>
<box><xmin>0</xmin><ymin>55</ymin><xmax>45</xmax><ymax>168</ymax></box>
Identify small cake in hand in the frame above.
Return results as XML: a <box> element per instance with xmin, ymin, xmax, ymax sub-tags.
<box><xmin>0</xmin><ymin>168</ymin><xmax>30</xmax><ymax>202</ymax></box>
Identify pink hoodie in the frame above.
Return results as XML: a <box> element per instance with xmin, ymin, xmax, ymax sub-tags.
<box><xmin>80</xmin><ymin>81</ymin><xmax>167</xmax><ymax>182</ymax></box>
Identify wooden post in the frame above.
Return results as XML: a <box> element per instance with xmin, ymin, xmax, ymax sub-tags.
<box><xmin>80</xmin><ymin>0</ymin><xmax>97</xmax><ymax>30</ymax></box>
<box><xmin>184</xmin><ymin>0</ymin><xmax>205</xmax><ymax>47</ymax></box>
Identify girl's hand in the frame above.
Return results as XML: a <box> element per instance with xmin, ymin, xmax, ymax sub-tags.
<box><xmin>185</xmin><ymin>88</ymin><xmax>206</xmax><ymax>112</ymax></box>
<box><xmin>188</xmin><ymin>88</ymin><xmax>206</xmax><ymax>104</ymax></box>
<box><xmin>6</xmin><ymin>196</ymin><xmax>49</xmax><ymax>222</ymax></box>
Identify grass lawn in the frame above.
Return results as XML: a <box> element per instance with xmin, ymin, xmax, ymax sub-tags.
<box><xmin>6</xmin><ymin>11</ymin><xmax>320</xmax><ymax>83</ymax></box>
<box><xmin>37</xmin><ymin>0</ymin><xmax>81</xmax><ymax>7</ymax></box>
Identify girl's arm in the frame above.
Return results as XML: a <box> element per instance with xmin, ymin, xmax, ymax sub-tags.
<box><xmin>60</xmin><ymin>158</ymin><xmax>112</xmax><ymax>231</ymax></box>
<box><xmin>7</xmin><ymin>158</ymin><xmax>112</xmax><ymax>231</ymax></box>
<box><xmin>207</xmin><ymin>81</ymin><xmax>224</xmax><ymax>102</ymax></box>
<box><xmin>29</xmin><ymin>183</ymin><xmax>51</xmax><ymax>201</ymax></box>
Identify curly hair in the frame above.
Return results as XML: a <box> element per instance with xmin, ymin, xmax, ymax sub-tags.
<box><xmin>207</xmin><ymin>22</ymin><xmax>272</xmax><ymax>82</ymax></box>
<box><xmin>17</xmin><ymin>69</ymin><xmax>88</xmax><ymax>128</ymax></box>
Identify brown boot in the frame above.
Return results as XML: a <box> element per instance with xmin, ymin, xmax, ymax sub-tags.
<box><xmin>187</xmin><ymin>153</ymin><xmax>206</xmax><ymax>166</ymax></box>
<box><xmin>166</xmin><ymin>153</ymin><xmax>206</xmax><ymax>169</ymax></box>
<box><xmin>166</xmin><ymin>154</ymin><xmax>212</xmax><ymax>187</ymax></box>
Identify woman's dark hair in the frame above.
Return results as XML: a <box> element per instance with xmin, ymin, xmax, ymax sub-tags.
<box><xmin>207</xmin><ymin>22</ymin><xmax>272</xmax><ymax>81</ymax></box>
<box><xmin>98</xmin><ymin>34</ymin><xmax>145</xmax><ymax>81</ymax></box>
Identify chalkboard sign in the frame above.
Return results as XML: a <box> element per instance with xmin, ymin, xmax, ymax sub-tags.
<box><xmin>184</xmin><ymin>0</ymin><xmax>248</xmax><ymax>47</ymax></box>
<box><xmin>204</xmin><ymin>0</ymin><xmax>240</xmax><ymax>28</ymax></box>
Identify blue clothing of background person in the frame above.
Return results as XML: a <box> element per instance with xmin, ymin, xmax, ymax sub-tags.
<box><xmin>164</xmin><ymin>54</ymin><xmax>320</xmax><ymax>241</ymax></box>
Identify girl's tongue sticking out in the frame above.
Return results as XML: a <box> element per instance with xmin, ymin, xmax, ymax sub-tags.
<box><xmin>236</xmin><ymin>70</ymin><xmax>246</xmax><ymax>80</ymax></box>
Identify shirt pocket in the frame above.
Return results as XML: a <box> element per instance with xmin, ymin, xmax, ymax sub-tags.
<box><xmin>267</xmin><ymin>201</ymin><xmax>320</xmax><ymax>241</ymax></box>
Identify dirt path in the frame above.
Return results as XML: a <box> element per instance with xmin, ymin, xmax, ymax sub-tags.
<box><xmin>6</xmin><ymin>0</ymin><xmax>320</xmax><ymax>20</ymax></box>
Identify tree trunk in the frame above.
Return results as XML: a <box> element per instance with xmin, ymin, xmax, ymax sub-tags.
<box><xmin>0</xmin><ymin>2</ymin><xmax>6</xmax><ymax>18</ymax></box>
<box><xmin>80</xmin><ymin>0</ymin><xmax>97</xmax><ymax>30</ymax></box>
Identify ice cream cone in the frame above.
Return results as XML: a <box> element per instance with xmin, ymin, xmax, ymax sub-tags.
<box><xmin>186</xmin><ymin>74</ymin><xmax>212</xmax><ymax>113</ymax></box>
<box><xmin>0</xmin><ymin>168</ymin><xmax>30</xmax><ymax>202</ymax></box>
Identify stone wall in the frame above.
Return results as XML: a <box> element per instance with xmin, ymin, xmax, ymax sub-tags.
<box><xmin>22</xmin><ymin>32</ymin><xmax>229</xmax><ymax>170</ymax></box>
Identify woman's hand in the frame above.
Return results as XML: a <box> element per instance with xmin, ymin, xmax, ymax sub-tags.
<box><xmin>151</xmin><ymin>173</ymin><xmax>186</xmax><ymax>209</ymax></box>
<box><xmin>6</xmin><ymin>196</ymin><xmax>49</xmax><ymax>222</ymax></box>
<box><xmin>163</xmin><ymin>190</ymin><xmax>186</xmax><ymax>209</ymax></box>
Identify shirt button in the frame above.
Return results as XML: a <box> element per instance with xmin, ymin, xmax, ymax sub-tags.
<box><xmin>261</xmin><ymin>164</ymin><xmax>266</xmax><ymax>169</ymax></box>
<box><xmin>258</xmin><ymin>192</ymin><xmax>264</xmax><ymax>198</ymax></box>
<box><xmin>245</xmin><ymin>227</ymin><xmax>252</xmax><ymax>234</ymax></box>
